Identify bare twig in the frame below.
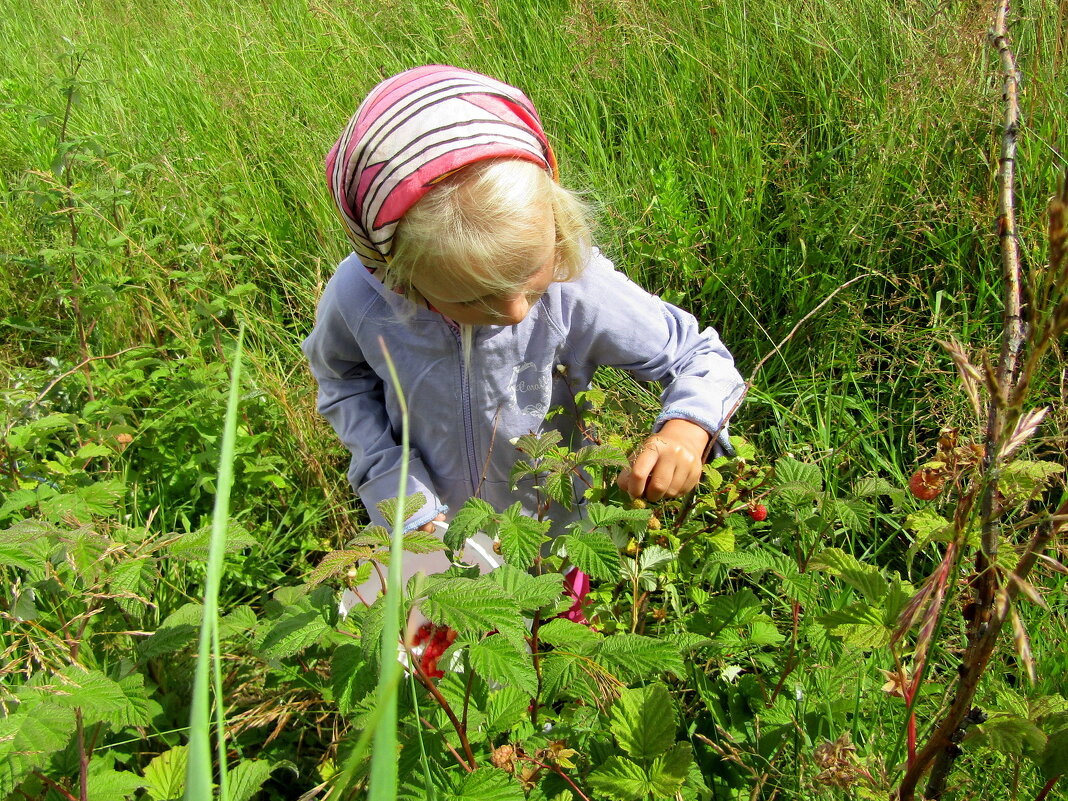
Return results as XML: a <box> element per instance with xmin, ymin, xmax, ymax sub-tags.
<box><xmin>989</xmin><ymin>0</ymin><xmax>1026</xmax><ymax>393</ymax></box>
<box><xmin>893</xmin><ymin>4</ymin><xmax>1066</xmax><ymax>798</ymax></box>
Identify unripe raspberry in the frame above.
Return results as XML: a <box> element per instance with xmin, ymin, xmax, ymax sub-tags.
<box><xmin>647</xmin><ymin>515</ymin><xmax>662</xmax><ymax>531</ymax></box>
<box><xmin>625</xmin><ymin>538</ymin><xmax>639</xmax><ymax>556</ymax></box>
<box><xmin>908</xmin><ymin>468</ymin><xmax>944</xmax><ymax>501</ymax></box>
<box><xmin>629</xmin><ymin>498</ymin><xmax>647</xmax><ymax>510</ymax></box>
<box><xmin>749</xmin><ymin>504</ymin><xmax>768</xmax><ymax>522</ymax></box>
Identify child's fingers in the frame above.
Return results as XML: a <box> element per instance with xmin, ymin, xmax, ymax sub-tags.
<box><xmin>618</xmin><ymin>438</ymin><xmax>701</xmax><ymax>501</ymax></box>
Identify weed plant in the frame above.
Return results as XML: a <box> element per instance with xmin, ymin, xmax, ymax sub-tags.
<box><xmin>1</xmin><ymin>0</ymin><xmax>1066</xmax><ymax>799</ymax></box>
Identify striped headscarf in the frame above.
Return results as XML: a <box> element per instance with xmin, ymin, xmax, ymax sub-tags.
<box><xmin>326</xmin><ymin>65</ymin><xmax>558</xmax><ymax>271</ymax></box>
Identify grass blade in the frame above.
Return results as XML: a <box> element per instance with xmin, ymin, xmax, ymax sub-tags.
<box><xmin>184</xmin><ymin>325</ymin><xmax>244</xmax><ymax>801</ymax></box>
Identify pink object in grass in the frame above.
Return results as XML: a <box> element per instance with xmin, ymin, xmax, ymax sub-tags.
<box><xmin>561</xmin><ymin>568</ymin><xmax>592</xmax><ymax>625</ymax></box>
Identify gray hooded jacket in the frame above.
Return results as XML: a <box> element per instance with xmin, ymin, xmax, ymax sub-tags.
<box><xmin>302</xmin><ymin>249</ymin><xmax>745</xmax><ymax>532</ymax></box>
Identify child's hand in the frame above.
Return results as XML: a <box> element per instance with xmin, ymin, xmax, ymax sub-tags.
<box><xmin>420</xmin><ymin>514</ymin><xmax>448</xmax><ymax>534</ymax></box>
<box><xmin>617</xmin><ymin>419</ymin><xmax>710</xmax><ymax>502</ymax></box>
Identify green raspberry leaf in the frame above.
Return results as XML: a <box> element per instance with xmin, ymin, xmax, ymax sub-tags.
<box><xmin>648</xmin><ymin>742</ymin><xmax>693</xmax><ymax>796</ymax></box>
<box><xmin>488</xmin><ymin>564</ymin><xmax>564</xmax><ymax>612</ymax></box>
<box><xmin>468</xmin><ymin>634</ymin><xmax>538</xmax><ymax>698</ymax></box>
<box><xmin>497</xmin><ymin>503</ymin><xmax>550</xmax><ymax>570</ymax></box>
<box><xmin>557</xmin><ymin>529</ymin><xmax>620</xmax><ymax>581</ymax></box>
<box><xmin>587</xmin><ymin>755</ymin><xmax>648</xmax><ymax>801</ymax></box>
<box><xmin>447</xmin><ymin>498</ymin><xmax>497</xmax><ymax>550</ymax></box>
<box><xmin>424</xmin><ymin>577</ymin><xmax>525</xmax><ymax>647</ymax></box>
<box><xmin>609</xmin><ymin>683</ymin><xmax>678</xmax><ymax>759</ymax></box>
<box><xmin>446</xmin><ymin>767</ymin><xmax>525</xmax><ymax>800</ymax></box>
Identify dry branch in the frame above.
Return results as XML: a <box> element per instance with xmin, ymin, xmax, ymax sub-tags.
<box><xmin>892</xmin><ymin>3</ymin><xmax>1065</xmax><ymax>798</ymax></box>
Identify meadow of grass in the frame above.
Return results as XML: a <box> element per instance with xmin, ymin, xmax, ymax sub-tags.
<box><xmin>1</xmin><ymin>0</ymin><xmax>1066</xmax><ymax>798</ymax></box>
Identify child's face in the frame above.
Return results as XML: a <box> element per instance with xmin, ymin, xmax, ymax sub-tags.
<box><xmin>412</xmin><ymin>206</ymin><xmax>557</xmax><ymax>327</ymax></box>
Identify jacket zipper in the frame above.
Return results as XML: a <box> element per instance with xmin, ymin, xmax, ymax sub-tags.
<box><xmin>448</xmin><ymin>322</ymin><xmax>482</xmax><ymax>497</ymax></box>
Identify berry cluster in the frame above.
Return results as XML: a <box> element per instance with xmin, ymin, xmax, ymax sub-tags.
<box><xmin>412</xmin><ymin>623</ymin><xmax>457</xmax><ymax>678</ymax></box>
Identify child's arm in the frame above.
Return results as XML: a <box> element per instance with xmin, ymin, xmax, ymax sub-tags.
<box><xmin>562</xmin><ymin>251</ymin><xmax>745</xmax><ymax>501</ymax></box>
<box><xmin>616</xmin><ymin>418</ymin><xmax>710</xmax><ymax>501</ymax></box>
<box><xmin>302</xmin><ymin>262</ymin><xmax>448</xmax><ymax>532</ymax></box>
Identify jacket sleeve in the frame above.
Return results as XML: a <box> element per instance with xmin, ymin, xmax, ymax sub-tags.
<box><xmin>301</xmin><ymin>266</ymin><xmax>447</xmax><ymax>531</ymax></box>
<box><xmin>564</xmin><ymin>251</ymin><xmax>746</xmax><ymax>444</ymax></box>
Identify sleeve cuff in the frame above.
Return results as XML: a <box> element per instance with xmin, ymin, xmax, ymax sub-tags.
<box><xmin>356</xmin><ymin>460</ymin><xmax>447</xmax><ymax>532</ymax></box>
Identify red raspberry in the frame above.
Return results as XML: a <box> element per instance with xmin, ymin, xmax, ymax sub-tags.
<box><xmin>908</xmin><ymin>468</ymin><xmax>944</xmax><ymax>501</ymax></box>
<box><xmin>413</xmin><ymin>623</ymin><xmax>434</xmax><ymax>645</ymax></box>
<box><xmin>749</xmin><ymin>504</ymin><xmax>768</xmax><ymax>522</ymax></box>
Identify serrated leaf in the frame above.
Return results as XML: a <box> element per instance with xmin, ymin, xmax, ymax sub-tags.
<box><xmin>0</xmin><ymin>701</ymin><xmax>76</xmax><ymax>798</ymax></box>
<box><xmin>86</xmin><ymin>768</ymin><xmax>146</xmax><ymax>801</ymax></box>
<box><xmin>773</xmin><ymin>457</ymin><xmax>822</xmax><ymax>504</ymax></box>
<box><xmin>610</xmin><ymin>684</ymin><xmax>677</xmax><ymax>759</ymax></box>
<box><xmin>1039</xmin><ymin>726</ymin><xmax>1068</xmax><ymax>781</ymax></box>
<box><xmin>0</xmin><ymin>489</ymin><xmax>42</xmax><ymax>521</ymax></box>
<box><xmin>809</xmin><ymin>548</ymin><xmax>888</xmax><ymax>604</ymax></box>
<box><xmin>423</xmin><ymin>577</ymin><xmax>525</xmax><ymax>645</ymax></box>
<box><xmin>537</xmin><ymin>617</ymin><xmax>602</xmax><ymax>649</ymax></box>
<box><xmin>971</xmin><ymin>715</ymin><xmax>1045</xmax><ymax>756</ymax></box>
<box><xmin>227</xmin><ymin>759</ymin><xmax>274</xmax><ymax>801</ymax></box>
<box><xmin>748</xmin><ymin>620</ymin><xmax>785</xmax><ymax>647</ymax></box>
<box><xmin>139</xmin><ymin>602</ymin><xmax>202</xmax><ymax>659</ymax></box>
<box><xmin>446</xmin><ymin>767</ymin><xmax>525</xmax><ymax>801</ymax></box>
<box><xmin>511</xmin><ymin>430</ymin><xmax>563</xmax><ymax>460</ymax></box>
<box><xmin>1000</xmin><ymin>460</ymin><xmax>1064</xmax><ymax>504</ymax></box>
<box><xmin>377</xmin><ymin>492</ymin><xmax>428</xmax><ymax>527</ymax></box>
<box><xmin>447</xmin><ymin>498</ymin><xmax>497</xmax><ymax>550</ymax></box>
<box><xmin>587</xmin><ymin>755</ymin><xmax>648</xmax><ymax>801</ymax></box>
<box><xmin>107</xmin><ymin>556</ymin><xmax>153</xmax><ymax>614</ymax></box>
<box><xmin>488</xmin><ymin>565</ymin><xmax>564</xmax><ymax>611</ymax></box>
<box><xmin>0</xmin><ymin>521</ymin><xmax>41</xmax><ymax>568</ymax></box>
<box><xmin>905</xmin><ymin>510</ymin><xmax>951</xmax><ymax>543</ymax></box>
<box><xmin>540</xmin><ymin>469</ymin><xmax>575</xmax><ymax>510</ymax></box>
<box><xmin>21</xmin><ymin>666</ymin><xmax>148</xmax><ymax>728</ymax></box>
<box><xmin>648</xmin><ymin>742</ymin><xmax>693</xmax><ymax>796</ymax></box>
<box><xmin>638</xmin><ymin>545</ymin><xmax>675</xmax><ymax>590</ymax></box>
<box><xmin>584</xmin><ymin>502</ymin><xmax>651</xmax><ymax>533</ymax></box>
<box><xmin>853</xmin><ymin>476</ymin><xmax>899</xmax><ymax>498</ymax></box>
<box><xmin>75</xmin><ymin>479</ymin><xmax>125</xmax><ymax>515</ymax></box>
<box><xmin>497</xmin><ymin>503</ymin><xmax>550</xmax><ymax>569</ymax></box>
<box><xmin>558</xmin><ymin>530</ymin><xmax>620</xmax><ymax>581</ymax></box>
<box><xmin>833</xmin><ymin>623</ymin><xmax>891</xmax><ymax>650</ymax></box>
<box><xmin>483</xmin><ymin>686</ymin><xmax>529</xmax><ymax>736</ymax></box>
<box><xmin>306</xmin><ymin>549</ymin><xmax>373</xmax><ymax>589</ymax></box>
<box><xmin>707</xmin><ymin>549</ymin><xmax>792</xmax><ymax>579</ymax></box>
<box><xmin>596</xmin><ymin>634</ymin><xmax>684</xmax><ymax>679</ymax></box>
<box><xmin>330</xmin><ymin>643</ymin><xmax>373</xmax><ymax>715</ymax></box>
<box><xmin>822</xmin><ymin>498</ymin><xmax>873</xmax><ymax>532</ymax></box>
<box><xmin>219</xmin><ymin>605</ymin><xmax>258</xmax><ymax>640</ymax></box>
<box><xmin>469</xmin><ymin>634</ymin><xmax>538</xmax><ymax>697</ymax></box>
<box><xmin>142</xmin><ymin>745</ymin><xmax>187</xmax><ymax>801</ymax></box>
<box><xmin>401</xmin><ymin>530</ymin><xmax>448</xmax><ymax>554</ymax></box>
<box><xmin>257</xmin><ymin>609</ymin><xmax>331</xmax><ymax>659</ymax></box>
<box><xmin>167</xmin><ymin>523</ymin><xmax>255</xmax><ymax>561</ymax></box>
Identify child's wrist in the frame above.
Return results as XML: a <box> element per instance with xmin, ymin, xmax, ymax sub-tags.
<box><xmin>657</xmin><ymin>418</ymin><xmax>710</xmax><ymax>450</ymax></box>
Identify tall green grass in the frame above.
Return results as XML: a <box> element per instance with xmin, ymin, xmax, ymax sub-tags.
<box><xmin>3</xmin><ymin>0</ymin><xmax>1063</xmax><ymax>481</ymax></box>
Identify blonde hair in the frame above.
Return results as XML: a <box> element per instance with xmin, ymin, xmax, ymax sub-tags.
<box><xmin>388</xmin><ymin>159</ymin><xmax>592</xmax><ymax>299</ymax></box>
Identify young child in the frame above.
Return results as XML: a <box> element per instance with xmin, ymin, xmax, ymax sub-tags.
<box><xmin>302</xmin><ymin>65</ymin><xmax>745</xmax><ymax>541</ymax></box>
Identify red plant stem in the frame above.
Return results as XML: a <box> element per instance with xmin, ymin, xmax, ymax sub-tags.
<box><xmin>523</xmin><ymin>756</ymin><xmax>593</xmax><ymax>801</ymax></box>
<box><xmin>418</xmin><ymin>716</ymin><xmax>468</xmax><ymax>770</ymax></box>
<box><xmin>530</xmin><ymin>610</ymin><xmax>544</xmax><ymax>727</ymax></box>
<box><xmin>407</xmin><ymin>647</ymin><xmax>476</xmax><ymax>770</ymax></box>
<box><xmin>31</xmin><ymin>772</ymin><xmax>79</xmax><ymax>801</ymax></box>
<box><xmin>1035</xmin><ymin>775</ymin><xmax>1061</xmax><ymax>801</ymax></box>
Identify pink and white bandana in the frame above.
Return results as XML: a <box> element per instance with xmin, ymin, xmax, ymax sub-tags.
<box><xmin>326</xmin><ymin>65</ymin><xmax>558</xmax><ymax>270</ymax></box>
